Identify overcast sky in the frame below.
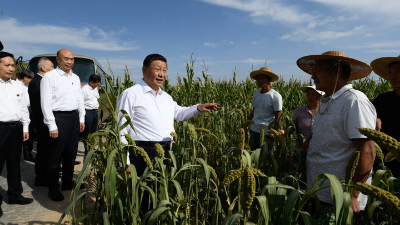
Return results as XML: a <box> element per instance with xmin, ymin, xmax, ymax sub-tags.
<box><xmin>0</xmin><ymin>0</ymin><xmax>398</xmax><ymax>84</ymax></box>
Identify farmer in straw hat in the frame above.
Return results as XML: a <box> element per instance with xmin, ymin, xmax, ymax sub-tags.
<box><xmin>297</xmin><ymin>51</ymin><xmax>376</xmax><ymax>214</ymax></box>
<box><xmin>370</xmin><ymin>56</ymin><xmax>400</xmax><ymax>178</ymax></box>
<box><xmin>247</xmin><ymin>67</ymin><xmax>282</xmax><ymax>151</ymax></box>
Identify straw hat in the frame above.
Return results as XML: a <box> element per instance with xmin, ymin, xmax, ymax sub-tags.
<box><xmin>300</xmin><ymin>85</ymin><xmax>325</xmax><ymax>96</ymax></box>
<box><xmin>370</xmin><ymin>56</ymin><xmax>400</xmax><ymax>80</ymax></box>
<box><xmin>297</xmin><ymin>51</ymin><xmax>372</xmax><ymax>81</ymax></box>
<box><xmin>250</xmin><ymin>67</ymin><xmax>279</xmax><ymax>82</ymax></box>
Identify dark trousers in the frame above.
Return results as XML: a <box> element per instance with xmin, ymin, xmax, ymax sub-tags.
<box><xmin>47</xmin><ymin>112</ymin><xmax>80</xmax><ymax>191</ymax></box>
<box><xmin>82</xmin><ymin>109</ymin><xmax>98</xmax><ymax>154</ymax></box>
<box><xmin>22</xmin><ymin>108</ymin><xmax>34</xmax><ymax>157</ymax></box>
<box><xmin>34</xmin><ymin>116</ymin><xmax>53</xmax><ymax>183</ymax></box>
<box><xmin>0</xmin><ymin>123</ymin><xmax>23</xmax><ymax>205</ymax></box>
<box><xmin>129</xmin><ymin>141</ymin><xmax>171</xmax><ymax>215</ymax></box>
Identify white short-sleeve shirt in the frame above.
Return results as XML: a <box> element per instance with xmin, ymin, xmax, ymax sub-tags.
<box><xmin>250</xmin><ymin>89</ymin><xmax>282</xmax><ymax>135</ymax></box>
<box><xmin>306</xmin><ymin>84</ymin><xmax>376</xmax><ymax>209</ymax></box>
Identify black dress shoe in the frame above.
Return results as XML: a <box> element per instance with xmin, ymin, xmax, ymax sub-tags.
<box><xmin>61</xmin><ymin>182</ymin><xmax>85</xmax><ymax>191</ymax></box>
<box><xmin>48</xmin><ymin>190</ymin><xmax>64</xmax><ymax>201</ymax></box>
<box><xmin>74</xmin><ymin>161</ymin><xmax>81</xmax><ymax>165</ymax></box>
<box><xmin>8</xmin><ymin>196</ymin><xmax>33</xmax><ymax>205</ymax></box>
<box><xmin>0</xmin><ymin>206</ymin><xmax>3</xmax><ymax>218</ymax></box>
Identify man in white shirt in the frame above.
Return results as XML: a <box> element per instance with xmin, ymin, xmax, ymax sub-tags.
<box><xmin>117</xmin><ymin>53</ymin><xmax>219</xmax><ymax>215</ymax></box>
<box><xmin>297</xmin><ymin>51</ymin><xmax>376</xmax><ymax>214</ymax></box>
<box><xmin>81</xmin><ymin>74</ymin><xmax>101</xmax><ymax>154</ymax></box>
<box><xmin>247</xmin><ymin>67</ymin><xmax>282</xmax><ymax>151</ymax></box>
<box><xmin>40</xmin><ymin>49</ymin><xmax>85</xmax><ymax>201</ymax></box>
<box><xmin>0</xmin><ymin>51</ymin><xmax>33</xmax><ymax>218</ymax></box>
<box><xmin>16</xmin><ymin>68</ymin><xmax>35</xmax><ymax>162</ymax></box>
<box><xmin>118</xmin><ymin>54</ymin><xmax>219</xmax><ymax>174</ymax></box>
<box><xmin>28</xmin><ymin>57</ymin><xmax>54</xmax><ymax>187</ymax></box>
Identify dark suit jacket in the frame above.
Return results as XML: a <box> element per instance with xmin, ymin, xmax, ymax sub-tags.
<box><xmin>28</xmin><ymin>73</ymin><xmax>43</xmax><ymax>122</ymax></box>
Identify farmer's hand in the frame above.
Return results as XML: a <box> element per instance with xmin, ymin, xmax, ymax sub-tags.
<box><xmin>351</xmin><ymin>195</ymin><xmax>361</xmax><ymax>213</ymax></box>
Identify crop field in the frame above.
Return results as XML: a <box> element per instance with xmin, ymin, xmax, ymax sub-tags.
<box><xmin>61</xmin><ymin>61</ymin><xmax>399</xmax><ymax>225</ymax></box>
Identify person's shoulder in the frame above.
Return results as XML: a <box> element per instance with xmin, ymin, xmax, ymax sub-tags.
<box><xmin>345</xmin><ymin>88</ymin><xmax>369</xmax><ymax>101</ymax></box>
<box><xmin>120</xmin><ymin>83</ymin><xmax>141</xmax><ymax>96</ymax></box>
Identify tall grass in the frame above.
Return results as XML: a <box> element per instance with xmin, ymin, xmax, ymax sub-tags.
<box><xmin>60</xmin><ymin>59</ymin><xmax>398</xmax><ymax>225</ymax></box>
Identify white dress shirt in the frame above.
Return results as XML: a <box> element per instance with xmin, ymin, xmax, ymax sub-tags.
<box><xmin>15</xmin><ymin>79</ymin><xmax>30</xmax><ymax>107</ymax></box>
<box><xmin>0</xmin><ymin>78</ymin><xmax>30</xmax><ymax>132</ymax></box>
<box><xmin>117</xmin><ymin>79</ymin><xmax>201</xmax><ymax>143</ymax></box>
<box><xmin>40</xmin><ymin>67</ymin><xmax>85</xmax><ymax>131</ymax></box>
<box><xmin>82</xmin><ymin>84</ymin><xmax>100</xmax><ymax>110</ymax></box>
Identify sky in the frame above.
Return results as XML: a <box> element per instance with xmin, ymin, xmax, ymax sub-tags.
<box><xmin>0</xmin><ymin>0</ymin><xmax>399</xmax><ymax>84</ymax></box>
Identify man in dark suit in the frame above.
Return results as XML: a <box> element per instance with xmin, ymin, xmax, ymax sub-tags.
<box><xmin>28</xmin><ymin>57</ymin><xmax>54</xmax><ymax>186</ymax></box>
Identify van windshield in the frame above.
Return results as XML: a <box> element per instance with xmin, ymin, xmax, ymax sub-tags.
<box><xmin>28</xmin><ymin>57</ymin><xmax>95</xmax><ymax>84</ymax></box>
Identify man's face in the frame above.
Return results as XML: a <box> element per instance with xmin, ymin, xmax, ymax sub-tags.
<box><xmin>255</xmin><ymin>75</ymin><xmax>270</xmax><ymax>88</ymax></box>
<box><xmin>388</xmin><ymin>62</ymin><xmax>400</xmax><ymax>89</ymax></box>
<box><xmin>56</xmin><ymin>49</ymin><xmax>74</xmax><ymax>73</ymax></box>
<box><xmin>22</xmin><ymin>77</ymin><xmax>32</xmax><ymax>86</ymax></box>
<box><xmin>306</xmin><ymin>88</ymin><xmax>321</xmax><ymax>105</ymax></box>
<box><xmin>42</xmin><ymin>60</ymin><xmax>54</xmax><ymax>74</ymax></box>
<box><xmin>89</xmin><ymin>81</ymin><xmax>100</xmax><ymax>89</ymax></box>
<box><xmin>143</xmin><ymin>60</ymin><xmax>167</xmax><ymax>91</ymax></box>
<box><xmin>311</xmin><ymin>61</ymin><xmax>336</xmax><ymax>94</ymax></box>
<box><xmin>0</xmin><ymin>56</ymin><xmax>15</xmax><ymax>82</ymax></box>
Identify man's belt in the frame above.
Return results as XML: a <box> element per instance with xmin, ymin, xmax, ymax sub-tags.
<box><xmin>85</xmin><ymin>109</ymin><xmax>98</xmax><ymax>111</ymax></box>
<box><xmin>134</xmin><ymin>141</ymin><xmax>171</xmax><ymax>147</ymax></box>
<box><xmin>53</xmin><ymin>110</ymin><xmax>78</xmax><ymax>114</ymax></box>
<box><xmin>0</xmin><ymin>121</ymin><xmax>22</xmax><ymax>126</ymax></box>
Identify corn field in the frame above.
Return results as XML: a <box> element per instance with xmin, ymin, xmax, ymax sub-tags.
<box><xmin>59</xmin><ymin>59</ymin><xmax>400</xmax><ymax>225</ymax></box>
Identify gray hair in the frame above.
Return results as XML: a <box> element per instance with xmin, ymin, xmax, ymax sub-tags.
<box><xmin>38</xmin><ymin>57</ymin><xmax>51</xmax><ymax>71</ymax></box>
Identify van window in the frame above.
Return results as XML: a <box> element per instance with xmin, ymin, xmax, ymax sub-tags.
<box><xmin>28</xmin><ymin>57</ymin><xmax>97</xmax><ymax>84</ymax></box>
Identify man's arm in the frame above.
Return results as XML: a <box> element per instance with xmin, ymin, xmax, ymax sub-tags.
<box><xmin>196</xmin><ymin>103</ymin><xmax>220</xmax><ymax>112</ymax></box>
<box><xmin>350</xmin><ymin>138</ymin><xmax>376</xmax><ymax>213</ymax></box>
<box><xmin>247</xmin><ymin>108</ymin><xmax>254</xmax><ymax>120</ymax></box>
<box><xmin>273</xmin><ymin>111</ymin><xmax>282</xmax><ymax>129</ymax></box>
<box><xmin>40</xmin><ymin>74</ymin><xmax>58</xmax><ymax>137</ymax></box>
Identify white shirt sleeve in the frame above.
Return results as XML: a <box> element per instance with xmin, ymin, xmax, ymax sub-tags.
<box><xmin>20</xmin><ymin>90</ymin><xmax>30</xmax><ymax>132</ymax></box>
<box><xmin>40</xmin><ymin>74</ymin><xmax>57</xmax><ymax>131</ymax></box>
<box><xmin>78</xmin><ymin>83</ymin><xmax>85</xmax><ymax>123</ymax></box>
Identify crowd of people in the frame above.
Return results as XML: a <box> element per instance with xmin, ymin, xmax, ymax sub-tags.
<box><xmin>0</xmin><ymin>47</ymin><xmax>399</xmax><ymax>219</ymax></box>
<box><xmin>0</xmin><ymin>48</ymin><xmax>101</xmax><ymax>217</ymax></box>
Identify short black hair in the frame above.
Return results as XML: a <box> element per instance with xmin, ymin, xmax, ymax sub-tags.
<box><xmin>17</xmin><ymin>68</ymin><xmax>34</xmax><ymax>80</ymax></box>
<box><xmin>89</xmin><ymin>74</ymin><xmax>101</xmax><ymax>83</ymax></box>
<box><xmin>0</xmin><ymin>51</ymin><xmax>14</xmax><ymax>62</ymax></box>
<box><xmin>143</xmin><ymin>54</ymin><xmax>167</xmax><ymax>68</ymax></box>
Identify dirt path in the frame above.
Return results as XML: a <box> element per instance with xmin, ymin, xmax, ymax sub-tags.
<box><xmin>0</xmin><ymin>142</ymin><xmax>87</xmax><ymax>224</ymax></box>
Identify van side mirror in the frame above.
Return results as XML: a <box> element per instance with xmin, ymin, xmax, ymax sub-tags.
<box><xmin>16</xmin><ymin>56</ymin><xmax>24</xmax><ymax>67</ymax></box>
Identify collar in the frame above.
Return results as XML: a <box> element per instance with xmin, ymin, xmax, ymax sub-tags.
<box><xmin>37</xmin><ymin>73</ymin><xmax>44</xmax><ymax>77</ymax></box>
<box><xmin>322</xmin><ymin>84</ymin><xmax>352</xmax><ymax>101</ymax></box>
<box><xmin>140</xmin><ymin>79</ymin><xmax>163</xmax><ymax>95</ymax></box>
<box><xmin>55</xmin><ymin>66</ymin><xmax>72</xmax><ymax>76</ymax></box>
<box><xmin>0</xmin><ymin>78</ymin><xmax>12</xmax><ymax>84</ymax></box>
<box><xmin>87</xmin><ymin>84</ymin><xmax>96</xmax><ymax>90</ymax></box>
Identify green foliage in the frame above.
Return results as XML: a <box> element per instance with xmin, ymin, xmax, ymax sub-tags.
<box><xmin>61</xmin><ymin>58</ymin><xmax>399</xmax><ymax>225</ymax></box>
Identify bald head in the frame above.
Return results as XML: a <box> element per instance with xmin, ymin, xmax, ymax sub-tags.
<box><xmin>56</xmin><ymin>49</ymin><xmax>74</xmax><ymax>74</ymax></box>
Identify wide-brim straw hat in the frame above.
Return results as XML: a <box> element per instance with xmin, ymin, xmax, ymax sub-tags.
<box><xmin>297</xmin><ymin>51</ymin><xmax>372</xmax><ymax>81</ymax></box>
<box><xmin>250</xmin><ymin>67</ymin><xmax>279</xmax><ymax>82</ymax></box>
<box><xmin>370</xmin><ymin>56</ymin><xmax>400</xmax><ymax>80</ymax></box>
<box><xmin>300</xmin><ymin>85</ymin><xmax>325</xmax><ymax>96</ymax></box>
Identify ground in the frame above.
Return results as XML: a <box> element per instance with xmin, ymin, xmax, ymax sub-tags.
<box><xmin>0</xmin><ymin>142</ymin><xmax>89</xmax><ymax>224</ymax></box>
